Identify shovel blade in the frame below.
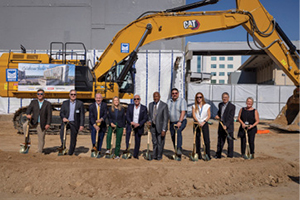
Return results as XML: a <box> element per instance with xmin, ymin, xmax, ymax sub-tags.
<box><xmin>91</xmin><ymin>150</ymin><xmax>100</xmax><ymax>158</ymax></box>
<box><xmin>20</xmin><ymin>145</ymin><xmax>30</xmax><ymax>154</ymax></box>
<box><xmin>189</xmin><ymin>153</ymin><xmax>199</xmax><ymax>162</ymax></box>
<box><xmin>246</xmin><ymin>153</ymin><xmax>250</xmax><ymax>159</ymax></box>
<box><xmin>58</xmin><ymin>148</ymin><xmax>68</xmax><ymax>156</ymax></box>
<box><xmin>144</xmin><ymin>151</ymin><xmax>152</xmax><ymax>161</ymax></box>
<box><xmin>172</xmin><ymin>154</ymin><xmax>181</xmax><ymax>161</ymax></box>
<box><xmin>122</xmin><ymin>152</ymin><xmax>132</xmax><ymax>159</ymax></box>
<box><xmin>203</xmin><ymin>154</ymin><xmax>210</xmax><ymax>161</ymax></box>
<box><xmin>227</xmin><ymin>134</ymin><xmax>236</xmax><ymax>141</ymax></box>
<box><xmin>105</xmin><ymin>153</ymin><xmax>114</xmax><ymax>159</ymax></box>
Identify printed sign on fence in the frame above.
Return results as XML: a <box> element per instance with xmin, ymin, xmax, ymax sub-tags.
<box><xmin>18</xmin><ymin>63</ymin><xmax>75</xmax><ymax>91</ymax></box>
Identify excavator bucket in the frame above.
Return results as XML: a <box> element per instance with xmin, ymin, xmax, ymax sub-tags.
<box><xmin>270</xmin><ymin>88</ymin><xmax>300</xmax><ymax>132</ymax></box>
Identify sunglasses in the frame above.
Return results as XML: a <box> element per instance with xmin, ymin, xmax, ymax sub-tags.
<box><xmin>70</xmin><ymin>93</ymin><xmax>77</xmax><ymax>96</ymax></box>
<box><xmin>37</xmin><ymin>93</ymin><xmax>44</xmax><ymax>96</ymax></box>
<box><xmin>196</xmin><ymin>96</ymin><xmax>202</xmax><ymax>99</ymax></box>
<box><xmin>172</xmin><ymin>92</ymin><xmax>178</xmax><ymax>95</ymax></box>
<box><xmin>134</xmin><ymin>98</ymin><xmax>140</xmax><ymax>100</ymax></box>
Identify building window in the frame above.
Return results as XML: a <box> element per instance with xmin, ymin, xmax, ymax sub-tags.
<box><xmin>211</xmin><ymin>72</ymin><xmax>216</xmax><ymax>76</ymax></box>
<box><xmin>197</xmin><ymin>56</ymin><xmax>201</xmax><ymax>73</ymax></box>
<box><xmin>219</xmin><ymin>72</ymin><xmax>225</xmax><ymax>76</ymax></box>
<box><xmin>227</xmin><ymin>72</ymin><xmax>231</xmax><ymax>76</ymax></box>
<box><xmin>211</xmin><ymin>64</ymin><xmax>217</xmax><ymax>68</ymax></box>
<box><xmin>219</xmin><ymin>64</ymin><xmax>225</xmax><ymax>68</ymax></box>
<box><xmin>219</xmin><ymin>80</ymin><xmax>225</xmax><ymax>84</ymax></box>
<box><xmin>219</xmin><ymin>57</ymin><xmax>225</xmax><ymax>61</ymax></box>
<box><xmin>228</xmin><ymin>64</ymin><xmax>233</xmax><ymax>69</ymax></box>
<box><xmin>211</xmin><ymin>57</ymin><xmax>217</xmax><ymax>61</ymax></box>
<box><xmin>211</xmin><ymin>80</ymin><xmax>217</xmax><ymax>84</ymax></box>
<box><xmin>228</xmin><ymin>57</ymin><xmax>234</xmax><ymax>61</ymax></box>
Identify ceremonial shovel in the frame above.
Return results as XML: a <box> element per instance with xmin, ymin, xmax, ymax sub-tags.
<box><xmin>243</xmin><ymin>123</ymin><xmax>251</xmax><ymax>159</ymax></box>
<box><xmin>219</xmin><ymin>121</ymin><xmax>236</xmax><ymax>140</ymax></box>
<box><xmin>189</xmin><ymin>122</ymin><xmax>199</xmax><ymax>161</ymax></box>
<box><xmin>172</xmin><ymin>125</ymin><xmax>181</xmax><ymax>161</ymax></box>
<box><xmin>122</xmin><ymin>126</ymin><xmax>134</xmax><ymax>159</ymax></box>
<box><xmin>144</xmin><ymin>125</ymin><xmax>152</xmax><ymax>160</ymax></box>
<box><xmin>91</xmin><ymin>130</ymin><xmax>100</xmax><ymax>158</ymax></box>
<box><xmin>58</xmin><ymin>121</ymin><xmax>69</xmax><ymax>156</ymax></box>
<box><xmin>20</xmin><ymin>119</ymin><xmax>31</xmax><ymax>154</ymax></box>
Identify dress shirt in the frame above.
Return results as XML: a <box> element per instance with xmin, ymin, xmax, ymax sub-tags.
<box><xmin>68</xmin><ymin>100</ymin><xmax>76</xmax><ymax>122</ymax></box>
<box><xmin>133</xmin><ymin>104</ymin><xmax>141</xmax><ymax>123</ymax></box>
<box><xmin>38</xmin><ymin>100</ymin><xmax>44</xmax><ymax>123</ymax></box>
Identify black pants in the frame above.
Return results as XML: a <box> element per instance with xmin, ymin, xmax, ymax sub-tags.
<box><xmin>216</xmin><ymin>126</ymin><xmax>234</xmax><ymax>158</ymax></box>
<box><xmin>195</xmin><ymin>123</ymin><xmax>210</xmax><ymax>158</ymax></box>
<box><xmin>240</xmin><ymin>128</ymin><xmax>256</xmax><ymax>155</ymax></box>
<box><xmin>60</xmin><ymin>121</ymin><xmax>78</xmax><ymax>155</ymax></box>
<box><xmin>125</xmin><ymin>126</ymin><xmax>141</xmax><ymax>159</ymax></box>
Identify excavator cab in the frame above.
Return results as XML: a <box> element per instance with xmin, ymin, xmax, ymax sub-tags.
<box><xmin>103</xmin><ymin>51</ymin><xmax>137</xmax><ymax>95</ymax></box>
<box><xmin>50</xmin><ymin>42</ymin><xmax>93</xmax><ymax>92</ymax></box>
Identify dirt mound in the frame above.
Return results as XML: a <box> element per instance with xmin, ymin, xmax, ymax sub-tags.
<box><xmin>0</xmin><ymin>150</ymin><xmax>298</xmax><ymax>199</ymax></box>
<box><xmin>0</xmin><ymin>117</ymin><xmax>299</xmax><ymax>199</ymax></box>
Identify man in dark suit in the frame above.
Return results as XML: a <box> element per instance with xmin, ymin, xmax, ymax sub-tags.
<box><xmin>126</xmin><ymin>94</ymin><xmax>148</xmax><ymax>159</ymax></box>
<box><xmin>148</xmin><ymin>92</ymin><xmax>168</xmax><ymax>160</ymax></box>
<box><xmin>89</xmin><ymin>93</ymin><xmax>107</xmax><ymax>153</ymax></box>
<box><xmin>215</xmin><ymin>92</ymin><xmax>236</xmax><ymax>158</ymax></box>
<box><xmin>23</xmin><ymin>89</ymin><xmax>52</xmax><ymax>153</ymax></box>
<box><xmin>59</xmin><ymin>89</ymin><xmax>85</xmax><ymax>155</ymax></box>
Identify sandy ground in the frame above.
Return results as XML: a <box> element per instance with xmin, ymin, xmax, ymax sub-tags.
<box><xmin>0</xmin><ymin>114</ymin><xmax>299</xmax><ymax>200</ymax></box>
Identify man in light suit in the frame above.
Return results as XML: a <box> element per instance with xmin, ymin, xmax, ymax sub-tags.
<box><xmin>59</xmin><ymin>89</ymin><xmax>85</xmax><ymax>155</ymax></box>
<box><xmin>89</xmin><ymin>93</ymin><xmax>107</xmax><ymax>153</ymax></box>
<box><xmin>148</xmin><ymin>92</ymin><xmax>168</xmax><ymax>160</ymax></box>
<box><xmin>23</xmin><ymin>89</ymin><xmax>52</xmax><ymax>153</ymax></box>
<box><xmin>215</xmin><ymin>92</ymin><xmax>236</xmax><ymax>158</ymax></box>
<box><xmin>126</xmin><ymin>94</ymin><xmax>148</xmax><ymax>159</ymax></box>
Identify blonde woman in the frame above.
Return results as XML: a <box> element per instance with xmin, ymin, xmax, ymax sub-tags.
<box><xmin>237</xmin><ymin>97</ymin><xmax>259</xmax><ymax>159</ymax></box>
<box><xmin>192</xmin><ymin>92</ymin><xmax>211</xmax><ymax>160</ymax></box>
<box><xmin>106</xmin><ymin>96</ymin><xmax>126</xmax><ymax>159</ymax></box>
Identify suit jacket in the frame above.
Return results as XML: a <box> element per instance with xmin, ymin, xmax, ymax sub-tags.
<box><xmin>126</xmin><ymin>104</ymin><xmax>148</xmax><ymax>135</ymax></box>
<box><xmin>60</xmin><ymin>99</ymin><xmax>85</xmax><ymax>130</ymax></box>
<box><xmin>217</xmin><ymin>101</ymin><xmax>235</xmax><ymax>133</ymax></box>
<box><xmin>107</xmin><ymin>107</ymin><xmax>126</xmax><ymax>128</ymax></box>
<box><xmin>148</xmin><ymin>101</ymin><xmax>168</xmax><ymax>133</ymax></box>
<box><xmin>26</xmin><ymin>99</ymin><xmax>52</xmax><ymax>131</ymax></box>
<box><xmin>89</xmin><ymin>102</ymin><xmax>107</xmax><ymax>132</ymax></box>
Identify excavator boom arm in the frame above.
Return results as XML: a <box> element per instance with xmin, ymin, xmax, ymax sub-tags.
<box><xmin>93</xmin><ymin>10</ymin><xmax>250</xmax><ymax>81</ymax></box>
<box><xmin>94</xmin><ymin>0</ymin><xmax>299</xmax><ymax>88</ymax></box>
<box><xmin>237</xmin><ymin>0</ymin><xmax>299</xmax><ymax>86</ymax></box>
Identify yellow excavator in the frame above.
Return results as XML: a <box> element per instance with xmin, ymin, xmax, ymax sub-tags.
<box><xmin>0</xmin><ymin>0</ymin><xmax>299</xmax><ymax>133</ymax></box>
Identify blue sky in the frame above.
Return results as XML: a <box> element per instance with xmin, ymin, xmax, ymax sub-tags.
<box><xmin>185</xmin><ymin>0</ymin><xmax>299</xmax><ymax>43</ymax></box>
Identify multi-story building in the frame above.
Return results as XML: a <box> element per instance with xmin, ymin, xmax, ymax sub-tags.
<box><xmin>190</xmin><ymin>55</ymin><xmax>242</xmax><ymax>84</ymax></box>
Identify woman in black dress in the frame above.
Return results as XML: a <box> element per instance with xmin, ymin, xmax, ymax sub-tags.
<box><xmin>237</xmin><ymin>97</ymin><xmax>259</xmax><ymax>159</ymax></box>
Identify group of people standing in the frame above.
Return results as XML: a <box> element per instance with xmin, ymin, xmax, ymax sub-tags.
<box><xmin>192</xmin><ymin>92</ymin><xmax>259</xmax><ymax>160</ymax></box>
<box><xmin>23</xmin><ymin>88</ymin><xmax>259</xmax><ymax>160</ymax></box>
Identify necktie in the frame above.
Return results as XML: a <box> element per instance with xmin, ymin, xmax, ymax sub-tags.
<box><xmin>153</xmin><ymin>104</ymin><xmax>157</xmax><ymax>124</ymax></box>
<box><xmin>97</xmin><ymin>104</ymin><xmax>101</xmax><ymax>126</ymax></box>
<box><xmin>221</xmin><ymin>103</ymin><xmax>226</xmax><ymax>121</ymax></box>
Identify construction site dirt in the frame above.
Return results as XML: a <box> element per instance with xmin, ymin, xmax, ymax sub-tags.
<box><xmin>0</xmin><ymin>114</ymin><xmax>299</xmax><ymax>200</ymax></box>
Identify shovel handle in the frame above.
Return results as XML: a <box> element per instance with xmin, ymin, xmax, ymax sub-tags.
<box><xmin>25</xmin><ymin>118</ymin><xmax>31</xmax><ymax>140</ymax></box>
<box><xmin>127</xmin><ymin>126</ymin><xmax>135</xmax><ymax>150</ymax></box>
<box><xmin>147</xmin><ymin>128</ymin><xmax>150</xmax><ymax>144</ymax></box>
<box><xmin>95</xmin><ymin>129</ymin><xmax>99</xmax><ymax>148</ymax></box>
